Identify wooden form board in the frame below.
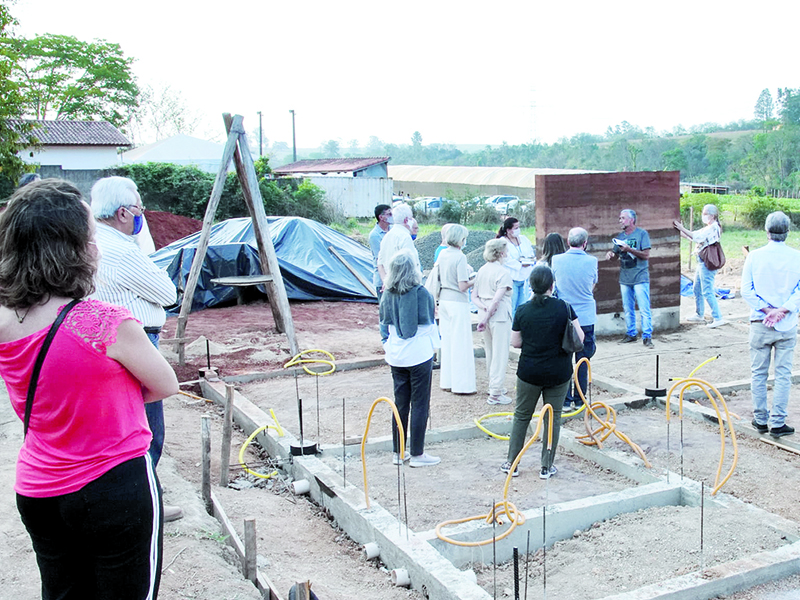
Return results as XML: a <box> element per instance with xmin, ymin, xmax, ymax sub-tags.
<box><xmin>173</xmin><ymin>114</ymin><xmax>299</xmax><ymax>364</ymax></box>
<box><xmin>535</xmin><ymin>171</ymin><xmax>681</xmax><ymax>316</ymax></box>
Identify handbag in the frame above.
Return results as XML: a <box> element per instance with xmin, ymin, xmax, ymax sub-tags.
<box><xmin>561</xmin><ymin>301</ymin><xmax>584</xmax><ymax>354</ymax></box>
<box><xmin>699</xmin><ymin>241</ymin><xmax>726</xmax><ymax>271</ymax></box>
<box><xmin>23</xmin><ymin>299</ymin><xmax>81</xmax><ymax>438</ymax></box>
<box><xmin>424</xmin><ymin>261</ymin><xmax>442</xmax><ymax>302</ymax></box>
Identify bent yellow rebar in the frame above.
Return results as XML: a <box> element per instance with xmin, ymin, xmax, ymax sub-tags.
<box><xmin>665</xmin><ymin>377</ymin><xmax>738</xmax><ymax>495</ymax></box>
<box><xmin>360</xmin><ymin>397</ymin><xmax>405</xmax><ymax>509</ymax></box>
<box><xmin>436</xmin><ymin>406</ymin><xmax>555</xmax><ymax>546</ymax></box>
<box><xmin>572</xmin><ymin>357</ymin><xmax>651</xmax><ymax>467</ymax></box>
<box><xmin>239</xmin><ymin>424</ymin><xmax>281</xmax><ymax>479</ymax></box>
<box><xmin>283</xmin><ymin>349</ymin><xmax>336</xmax><ymax>376</ymax></box>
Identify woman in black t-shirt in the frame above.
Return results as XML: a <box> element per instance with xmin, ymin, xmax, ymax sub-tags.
<box><xmin>501</xmin><ymin>265</ymin><xmax>584</xmax><ymax>480</ymax></box>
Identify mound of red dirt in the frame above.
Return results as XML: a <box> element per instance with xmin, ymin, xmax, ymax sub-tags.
<box><xmin>147</xmin><ymin>211</ymin><xmax>203</xmax><ymax>250</ymax></box>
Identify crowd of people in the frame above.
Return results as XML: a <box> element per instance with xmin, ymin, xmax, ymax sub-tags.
<box><xmin>370</xmin><ymin>201</ymin><xmax>796</xmax><ymax>481</ymax></box>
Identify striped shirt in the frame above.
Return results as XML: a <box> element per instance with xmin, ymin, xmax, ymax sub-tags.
<box><xmin>90</xmin><ymin>222</ymin><xmax>177</xmax><ymax>328</ymax></box>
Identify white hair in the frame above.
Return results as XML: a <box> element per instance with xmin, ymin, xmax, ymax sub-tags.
<box><xmin>91</xmin><ymin>176</ymin><xmax>140</xmax><ymax>219</ymax></box>
<box><xmin>391</xmin><ymin>203</ymin><xmax>413</xmax><ymax>226</ymax></box>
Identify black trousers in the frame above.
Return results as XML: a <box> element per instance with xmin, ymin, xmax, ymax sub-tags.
<box><xmin>17</xmin><ymin>455</ymin><xmax>163</xmax><ymax>600</ymax></box>
<box><xmin>391</xmin><ymin>358</ymin><xmax>434</xmax><ymax>456</ymax></box>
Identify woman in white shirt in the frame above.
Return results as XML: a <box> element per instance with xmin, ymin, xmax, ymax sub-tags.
<box><xmin>497</xmin><ymin>217</ymin><xmax>535</xmax><ymax>318</ymax></box>
<box><xmin>437</xmin><ymin>224</ymin><xmax>476</xmax><ymax>394</ymax></box>
<box><xmin>673</xmin><ymin>204</ymin><xmax>726</xmax><ymax>328</ymax></box>
<box><xmin>379</xmin><ymin>250</ymin><xmax>441</xmax><ymax>467</ymax></box>
<box><xmin>473</xmin><ymin>239</ymin><xmax>513</xmax><ymax>405</ymax></box>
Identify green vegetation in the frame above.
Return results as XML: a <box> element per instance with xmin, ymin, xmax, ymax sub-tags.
<box><xmin>108</xmin><ymin>161</ymin><xmax>332</xmax><ymax>223</ymax></box>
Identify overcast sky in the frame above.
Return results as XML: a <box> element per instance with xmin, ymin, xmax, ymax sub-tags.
<box><xmin>11</xmin><ymin>0</ymin><xmax>800</xmax><ymax>149</ymax></box>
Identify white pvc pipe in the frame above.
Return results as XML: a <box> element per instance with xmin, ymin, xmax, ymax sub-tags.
<box><xmin>391</xmin><ymin>568</ymin><xmax>410</xmax><ymax>587</ymax></box>
<box><xmin>363</xmin><ymin>542</ymin><xmax>380</xmax><ymax>559</ymax></box>
<box><xmin>291</xmin><ymin>479</ymin><xmax>310</xmax><ymax>495</ymax></box>
<box><xmin>463</xmin><ymin>569</ymin><xmax>477</xmax><ymax>584</ymax></box>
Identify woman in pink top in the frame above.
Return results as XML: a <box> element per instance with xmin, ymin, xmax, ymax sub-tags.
<box><xmin>0</xmin><ymin>180</ymin><xmax>178</xmax><ymax>599</ymax></box>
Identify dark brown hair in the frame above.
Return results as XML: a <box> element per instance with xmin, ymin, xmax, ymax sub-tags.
<box><xmin>497</xmin><ymin>217</ymin><xmax>519</xmax><ymax>238</ymax></box>
<box><xmin>0</xmin><ymin>179</ymin><xmax>95</xmax><ymax>309</ymax></box>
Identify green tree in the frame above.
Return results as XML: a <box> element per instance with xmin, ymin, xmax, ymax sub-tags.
<box><xmin>2</xmin><ymin>33</ymin><xmax>138</xmax><ymax>128</ymax></box>
<box><xmin>322</xmin><ymin>139</ymin><xmax>340</xmax><ymax>157</ymax></box>
<box><xmin>777</xmin><ymin>88</ymin><xmax>800</xmax><ymax>126</ymax></box>
<box><xmin>661</xmin><ymin>148</ymin><xmax>688</xmax><ymax>172</ymax></box>
<box><xmin>754</xmin><ymin>88</ymin><xmax>774</xmax><ymax>123</ymax></box>
<box><xmin>411</xmin><ymin>131</ymin><xmax>423</xmax><ymax>147</ymax></box>
<box><xmin>0</xmin><ymin>2</ymin><xmax>36</xmax><ymax>187</ymax></box>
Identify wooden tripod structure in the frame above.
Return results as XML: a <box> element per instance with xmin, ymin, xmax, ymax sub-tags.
<box><xmin>173</xmin><ymin>113</ymin><xmax>299</xmax><ymax>365</ymax></box>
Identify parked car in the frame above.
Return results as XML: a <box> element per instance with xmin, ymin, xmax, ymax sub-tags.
<box><xmin>485</xmin><ymin>195</ymin><xmax>520</xmax><ymax>214</ymax></box>
<box><xmin>414</xmin><ymin>197</ymin><xmax>455</xmax><ymax>213</ymax></box>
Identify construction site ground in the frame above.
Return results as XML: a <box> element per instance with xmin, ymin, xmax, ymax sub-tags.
<box><xmin>3</xmin><ymin>265</ymin><xmax>800</xmax><ymax>599</ymax></box>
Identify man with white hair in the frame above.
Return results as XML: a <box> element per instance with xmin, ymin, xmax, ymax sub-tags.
<box><xmin>742</xmin><ymin>211</ymin><xmax>800</xmax><ymax>438</ymax></box>
<box><xmin>90</xmin><ymin>176</ymin><xmax>182</xmax><ymax>520</ymax></box>
<box><xmin>606</xmin><ymin>208</ymin><xmax>653</xmax><ymax>348</ymax></box>
<box><xmin>377</xmin><ymin>203</ymin><xmax>421</xmax><ymax>287</ymax></box>
<box><xmin>552</xmin><ymin>227</ymin><xmax>598</xmax><ymax>407</ymax></box>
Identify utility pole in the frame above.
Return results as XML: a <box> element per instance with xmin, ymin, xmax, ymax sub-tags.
<box><xmin>289</xmin><ymin>109</ymin><xmax>297</xmax><ymax>162</ymax></box>
<box><xmin>257</xmin><ymin>111</ymin><xmax>263</xmax><ymax>156</ymax></box>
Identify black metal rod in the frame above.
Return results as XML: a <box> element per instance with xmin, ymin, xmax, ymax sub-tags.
<box><xmin>206</xmin><ymin>339</ymin><xmax>211</xmax><ymax>369</ymax></box>
<box><xmin>316</xmin><ymin>374</ymin><xmax>320</xmax><ymax>442</ymax></box>
<box><xmin>524</xmin><ymin>530</ymin><xmax>530</xmax><ymax>600</ymax></box>
<box><xmin>700</xmin><ymin>481</ymin><xmax>705</xmax><ymax>572</ymax></box>
<box><xmin>513</xmin><ymin>547</ymin><xmax>520</xmax><ymax>600</ymax></box>
<box><xmin>542</xmin><ymin>506</ymin><xmax>547</xmax><ymax>598</ymax></box>
<box><xmin>342</xmin><ymin>397</ymin><xmax>346</xmax><ymax>487</ymax></box>
<box><xmin>492</xmin><ymin>498</ymin><xmax>497</xmax><ymax>600</ymax></box>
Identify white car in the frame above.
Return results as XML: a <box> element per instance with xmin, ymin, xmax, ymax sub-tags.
<box><xmin>485</xmin><ymin>195</ymin><xmax>520</xmax><ymax>214</ymax></box>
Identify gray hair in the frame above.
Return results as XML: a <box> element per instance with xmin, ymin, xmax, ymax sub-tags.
<box><xmin>568</xmin><ymin>227</ymin><xmax>588</xmax><ymax>248</ymax></box>
<box><xmin>91</xmin><ymin>176</ymin><xmax>140</xmax><ymax>219</ymax></box>
<box><xmin>440</xmin><ymin>222</ymin><xmax>455</xmax><ymax>242</ymax></box>
<box><xmin>621</xmin><ymin>209</ymin><xmax>637</xmax><ymax>223</ymax></box>
<box><xmin>765</xmin><ymin>211</ymin><xmax>790</xmax><ymax>242</ymax></box>
<box><xmin>483</xmin><ymin>238</ymin><xmax>507</xmax><ymax>262</ymax></box>
<box><xmin>385</xmin><ymin>250</ymin><xmax>421</xmax><ymax>295</ymax></box>
<box><xmin>703</xmin><ymin>204</ymin><xmax>719</xmax><ymax>219</ymax></box>
<box><xmin>391</xmin><ymin>202</ymin><xmax>413</xmax><ymax>227</ymax></box>
<box><xmin>444</xmin><ymin>223</ymin><xmax>468</xmax><ymax>248</ymax></box>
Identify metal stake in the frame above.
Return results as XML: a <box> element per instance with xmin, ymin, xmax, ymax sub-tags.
<box><xmin>542</xmin><ymin>506</ymin><xmax>547</xmax><ymax>600</ymax></box>
<box><xmin>700</xmin><ymin>481</ymin><xmax>705</xmax><ymax>573</ymax></box>
<box><xmin>513</xmin><ymin>547</ymin><xmax>520</xmax><ymax>600</ymax></box>
<box><xmin>342</xmin><ymin>397</ymin><xmax>346</xmax><ymax>487</ymax></box>
<box><xmin>316</xmin><ymin>372</ymin><xmax>320</xmax><ymax>442</ymax></box>
<box><xmin>492</xmin><ymin>498</ymin><xmax>497</xmax><ymax>600</ymax></box>
<box><xmin>524</xmin><ymin>530</ymin><xmax>530</xmax><ymax>600</ymax></box>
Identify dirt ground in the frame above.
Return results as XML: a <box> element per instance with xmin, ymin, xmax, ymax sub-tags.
<box><xmin>3</xmin><ymin>260</ymin><xmax>800</xmax><ymax>599</ymax></box>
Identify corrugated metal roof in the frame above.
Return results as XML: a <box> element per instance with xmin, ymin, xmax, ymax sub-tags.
<box><xmin>7</xmin><ymin>119</ymin><xmax>132</xmax><ymax>146</ymax></box>
<box><xmin>274</xmin><ymin>157</ymin><xmax>389</xmax><ymax>174</ymax></box>
<box><xmin>388</xmin><ymin>165</ymin><xmax>603</xmax><ymax>188</ymax></box>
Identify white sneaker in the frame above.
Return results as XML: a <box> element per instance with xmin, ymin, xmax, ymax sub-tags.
<box><xmin>487</xmin><ymin>394</ymin><xmax>513</xmax><ymax>405</ymax></box>
<box><xmin>686</xmin><ymin>314</ymin><xmax>705</xmax><ymax>323</ymax></box>
<box><xmin>707</xmin><ymin>319</ymin><xmax>727</xmax><ymax>328</ymax></box>
<box><xmin>409</xmin><ymin>453</ymin><xmax>440</xmax><ymax>467</ymax></box>
<box><xmin>392</xmin><ymin>451</ymin><xmax>411</xmax><ymax>465</ymax></box>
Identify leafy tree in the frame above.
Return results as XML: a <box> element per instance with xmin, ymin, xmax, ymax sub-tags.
<box><xmin>0</xmin><ymin>2</ymin><xmax>36</xmax><ymax>187</ymax></box>
<box><xmin>777</xmin><ymin>88</ymin><xmax>800</xmax><ymax>126</ymax></box>
<box><xmin>1</xmin><ymin>33</ymin><xmax>138</xmax><ymax>128</ymax></box>
<box><xmin>129</xmin><ymin>83</ymin><xmax>199</xmax><ymax>143</ymax></box>
<box><xmin>754</xmin><ymin>88</ymin><xmax>774</xmax><ymax>122</ymax></box>
<box><xmin>365</xmin><ymin>136</ymin><xmax>384</xmax><ymax>155</ymax></box>
<box><xmin>411</xmin><ymin>131</ymin><xmax>422</xmax><ymax>147</ymax></box>
<box><xmin>661</xmin><ymin>148</ymin><xmax>688</xmax><ymax>172</ymax></box>
<box><xmin>322</xmin><ymin>139</ymin><xmax>340</xmax><ymax>157</ymax></box>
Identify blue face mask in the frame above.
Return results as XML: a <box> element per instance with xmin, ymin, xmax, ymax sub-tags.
<box><xmin>411</xmin><ymin>234</ymin><xmax>417</xmax><ymax>241</ymax></box>
<box><xmin>132</xmin><ymin>214</ymin><xmax>144</xmax><ymax>235</ymax></box>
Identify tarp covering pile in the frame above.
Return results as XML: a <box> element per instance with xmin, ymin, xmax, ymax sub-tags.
<box><xmin>150</xmin><ymin>216</ymin><xmax>375</xmax><ymax>312</ymax></box>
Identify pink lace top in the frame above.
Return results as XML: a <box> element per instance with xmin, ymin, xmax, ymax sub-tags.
<box><xmin>0</xmin><ymin>300</ymin><xmax>152</xmax><ymax>497</ymax></box>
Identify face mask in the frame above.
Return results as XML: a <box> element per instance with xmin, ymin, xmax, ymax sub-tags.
<box><xmin>510</xmin><ymin>229</ymin><xmax>520</xmax><ymax>238</ymax></box>
<box><xmin>132</xmin><ymin>214</ymin><xmax>144</xmax><ymax>235</ymax></box>
<box><xmin>386</xmin><ymin>216</ymin><xmax>394</xmax><ymax>225</ymax></box>
<box><xmin>702</xmin><ymin>214</ymin><xmax>712</xmax><ymax>225</ymax></box>
<box><xmin>411</xmin><ymin>234</ymin><xmax>417</xmax><ymax>241</ymax></box>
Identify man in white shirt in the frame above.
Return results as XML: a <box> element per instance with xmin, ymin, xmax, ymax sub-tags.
<box><xmin>741</xmin><ymin>211</ymin><xmax>800</xmax><ymax>438</ymax></box>
<box><xmin>90</xmin><ymin>176</ymin><xmax>182</xmax><ymax>520</ymax></box>
<box><xmin>377</xmin><ymin>203</ymin><xmax>421</xmax><ymax>288</ymax></box>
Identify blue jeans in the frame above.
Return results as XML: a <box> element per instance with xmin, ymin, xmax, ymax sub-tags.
<box><xmin>621</xmin><ymin>282</ymin><xmax>652</xmax><ymax>338</ymax></box>
<box><xmin>511</xmin><ymin>280</ymin><xmax>527</xmax><ymax>318</ymax></box>
<box><xmin>567</xmin><ymin>325</ymin><xmax>596</xmax><ymax>405</ymax></box>
<box><xmin>145</xmin><ymin>332</ymin><xmax>165</xmax><ymax>466</ymax></box>
<box><xmin>750</xmin><ymin>322</ymin><xmax>796</xmax><ymax>428</ymax></box>
<box><xmin>391</xmin><ymin>358</ymin><xmax>433</xmax><ymax>457</ymax></box>
<box><xmin>694</xmin><ymin>259</ymin><xmax>722</xmax><ymax>321</ymax></box>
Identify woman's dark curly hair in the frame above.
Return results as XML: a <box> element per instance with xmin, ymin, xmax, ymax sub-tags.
<box><xmin>0</xmin><ymin>179</ymin><xmax>95</xmax><ymax>309</ymax></box>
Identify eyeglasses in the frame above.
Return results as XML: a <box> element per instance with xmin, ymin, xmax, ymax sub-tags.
<box><xmin>123</xmin><ymin>204</ymin><xmax>145</xmax><ymax>215</ymax></box>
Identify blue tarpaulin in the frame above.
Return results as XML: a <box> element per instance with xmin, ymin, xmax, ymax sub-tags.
<box><xmin>150</xmin><ymin>216</ymin><xmax>375</xmax><ymax>313</ymax></box>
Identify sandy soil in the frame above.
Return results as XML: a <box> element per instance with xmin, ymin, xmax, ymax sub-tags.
<box><xmin>3</xmin><ymin>259</ymin><xmax>800</xmax><ymax>599</ymax></box>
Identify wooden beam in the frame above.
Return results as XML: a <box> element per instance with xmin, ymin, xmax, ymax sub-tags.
<box><xmin>174</xmin><ymin>120</ymin><xmax>241</xmax><ymax>365</ymax></box>
<box><xmin>220</xmin><ymin>384</ymin><xmax>234</xmax><ymax>486</ymax></box>
<box><xmin>760</xmin><ymin>437</ymin><xmax>800</xmax><ymax>456</ymax></box>
<box><xmin>201</xmin><ymin>416</ymin><xmax>212</xmax><ymax>514</ymax></box>
<box><xmin>328</xmin><ymin>245</ymin><xmax>376</xmax><ymax>298</ymax></box>
<box><xmin>244</xmin><ymin>518</ymin><xmax>257</xmax><ymax>583</ymax></box>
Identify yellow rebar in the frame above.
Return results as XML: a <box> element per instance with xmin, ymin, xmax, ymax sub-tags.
<box><xmin>283</xmin><ymin>349</ymin><xmax>337</xmax><ymax>376</ymax></box>
<box><xmin>360</xmin><ymin>397</ymin><xmax>405</xmax><ymax>509</ymax></box>
<box><xmin>665</xmin><ymin>377</ymin><xmax>739</xmax><ymax>495</ymax></box>
<box><xmin>435</xmin><ymin>406</ymin><xmax>555</xmax><ymax>546</ymax></box>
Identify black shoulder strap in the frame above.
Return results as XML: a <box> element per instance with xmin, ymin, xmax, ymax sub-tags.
<box><xmin>24</xmin><ymin>299</ymin><xmax>81</xmax><ymax>438</ymax></box>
